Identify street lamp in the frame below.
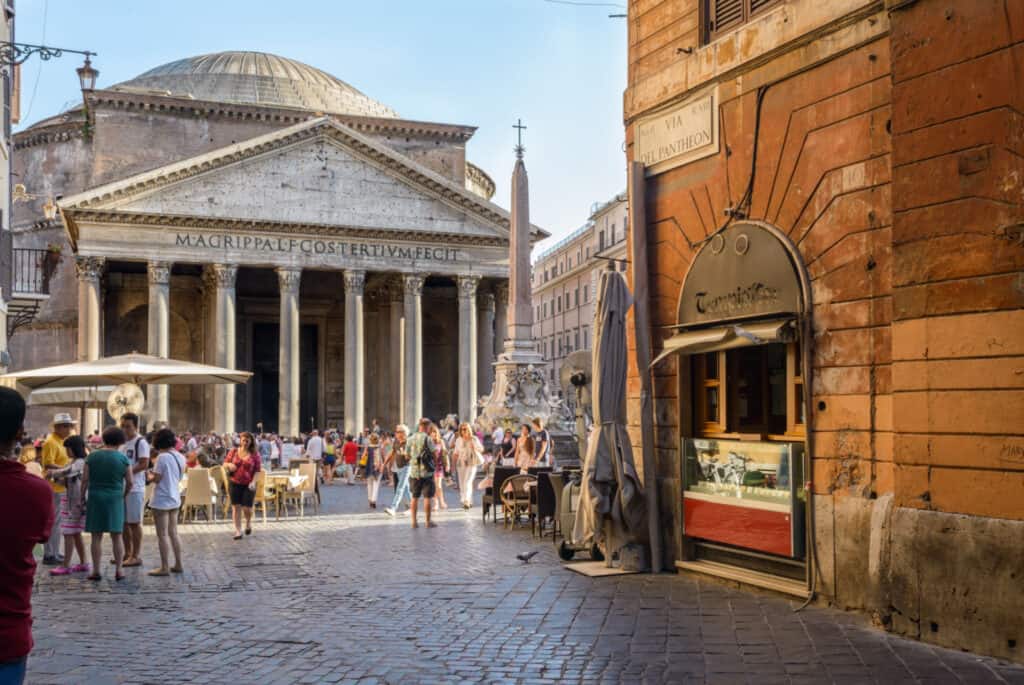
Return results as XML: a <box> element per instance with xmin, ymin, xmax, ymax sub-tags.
<box><xmin>76</xmin><ymin>54</ymin><xmax>98</xmax><ymax>91</ymax></box>
<box><xmin>13</xmin><ymin>183</ymin><xmax>58</xmax><ymax>220</ymax></box>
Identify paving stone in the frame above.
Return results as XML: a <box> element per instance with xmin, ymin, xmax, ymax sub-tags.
<box><xmin>22</xmin><ymin>482</ymin><xmax>1024</xmax><ymax>684</ymax></box>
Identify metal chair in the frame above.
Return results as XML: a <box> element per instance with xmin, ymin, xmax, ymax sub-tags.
<box><xmin>501</xmin><ymin>474</ymin><xmax>536</xmax><ymax>528</ymax></box>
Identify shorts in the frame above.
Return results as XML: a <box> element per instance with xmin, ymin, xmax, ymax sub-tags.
<box><xmin>229</xmin><ymin>481</ymin><xmax>256</xmax><ymax>508</ymax></box>
<box><xmin>124</xmin><ymin>490</ymin><xmax>145</xmax><ymax>524</ymax></box>
<box><xmin>410</xmin><ymin>476</ymin><xmax>436</xmax><ymax>499</ymax></box>
<box><xmin>323</xmin><ymin>455</ymin><xmax>336</xmax><ymax>466</ymax></box>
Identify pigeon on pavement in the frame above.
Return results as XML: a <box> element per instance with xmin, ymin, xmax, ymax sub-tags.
<box><xmin>516</xmin><ymin>551</ymin><xmax>539</xmax><ymax>564</ymax></box>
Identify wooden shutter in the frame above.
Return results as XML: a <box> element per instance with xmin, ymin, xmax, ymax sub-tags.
<box><xmin>750</xmin><ymin>0</ymin><xmax>780</xmax><ymax>16</ymax></box>
<box><xmin>709</xmin><ymin>0</ymin><xmax>744</xmax><ymax>37</ymax></box>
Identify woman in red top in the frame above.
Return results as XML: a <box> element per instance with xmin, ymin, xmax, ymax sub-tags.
<box><xmin>341</xmin><ymin>435</ymin><xmax>359</xmax><ymax>486</ymax></box>
<box><xmin>223</xmin><ymin>432</ymin><xmax>261</xmax><ymax>540</ymax></box>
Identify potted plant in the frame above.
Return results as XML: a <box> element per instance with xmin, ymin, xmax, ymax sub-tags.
<box><xmin>40</xmin><ymin>243</ymin><xmax>62</xmax><ymax>290</ymax></box>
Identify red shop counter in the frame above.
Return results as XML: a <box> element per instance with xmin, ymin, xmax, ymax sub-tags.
<box><xmin>682</xmin><ymin>438</ymin><xmax>806</xmax><ymax>560</ymax></box>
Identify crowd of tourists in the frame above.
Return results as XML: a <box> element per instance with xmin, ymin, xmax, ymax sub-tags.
<box><xmin>0</xmin><ymin>382</ymin><xmax>557</xmax><ymax>684</ymax></box>
<box><xmin>13</xmin><ymin>411</ymin><xmax>555</xmax><ymax>546</ymax></box>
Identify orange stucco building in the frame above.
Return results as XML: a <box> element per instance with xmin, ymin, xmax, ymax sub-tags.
<box><xmin>624</xmin><ymin>0</ymin><xmax>1023</xmax><ymax>660</ymax></box>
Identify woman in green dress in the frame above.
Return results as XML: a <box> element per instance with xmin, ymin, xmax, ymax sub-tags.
<box><xmin>82</xmin><ymin>426</ymin><xmax>132</xmax><ymax>581</ymax></box>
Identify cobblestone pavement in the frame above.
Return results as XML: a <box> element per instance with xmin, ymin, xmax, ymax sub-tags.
<box><xmin>27</xmin><ymin>479</ymin><xmax>1024</xmax><ymax>685</ymax></box>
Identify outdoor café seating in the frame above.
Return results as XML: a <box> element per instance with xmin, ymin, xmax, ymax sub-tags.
<box><xmin>182</xmin><ymin>467</ymin><xmax>218</xmax><ymax>522</ymax></box>
<box><xmin>530</xmin><ymin>471</ymin><xmax>557</xmax><ymax>538</ymax></box>
<box><xmin>483</xmin><ymin>466</ymin><xmax>518</xmax><ymax>523</ymax></box>
<box><xmin>501</xmin><ymin>473</ymin><xmax>536</xmax><ymax>528</ymax></box>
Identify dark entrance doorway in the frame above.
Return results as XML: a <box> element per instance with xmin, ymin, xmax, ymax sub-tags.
<box><xmin>299</xmin><ymin>323</ymin><xmax>319</xmax><ymax>434</ymax></box>
<box><xmin>251</xmin><ymin>322</ymin><xmax>320</xmax><ymax>434</ymax></box>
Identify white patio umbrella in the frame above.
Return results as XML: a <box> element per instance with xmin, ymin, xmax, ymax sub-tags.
<box><xmin>0</xmin><ymin>352</ymin><xmax>252</xmax><ymax>389</ymax></box>
<box><xmin>572</xmin><ymin>268</ymin><xmax>647</xmax><ymax>566</ymax></box>
<box><xmin>27</xmin><ymin>385</ymin><xmax>114</xmax><ymax>408</ymax></box>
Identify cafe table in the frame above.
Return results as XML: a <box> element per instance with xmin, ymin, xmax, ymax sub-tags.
<box><xmin>266</xmin><ymin>470</ymin><xmax>308</xmax><ymax>520</ymax></box>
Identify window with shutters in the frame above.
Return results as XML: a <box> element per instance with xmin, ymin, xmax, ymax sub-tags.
<box><xmin>704</xmin><ymin>0</ymin><xmax>781</xmax><ymax>43</ymax></box>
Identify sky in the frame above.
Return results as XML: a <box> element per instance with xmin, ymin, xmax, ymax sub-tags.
<box><xmin>13</xmin><ymin>0</ymin><xmax>629</xmax><ymax>250</ymax></box>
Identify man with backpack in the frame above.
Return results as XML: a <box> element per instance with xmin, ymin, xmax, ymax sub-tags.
<box><xmin>406</xmin><ymin>418</ymin><xmax>437</xmax><ymax>529</ymax></box>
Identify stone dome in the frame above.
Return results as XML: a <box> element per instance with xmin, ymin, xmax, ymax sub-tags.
<box><xmin>110</xmin><ymin>51</ymin><xmax>398</xmax><ymax>118</ymax></box>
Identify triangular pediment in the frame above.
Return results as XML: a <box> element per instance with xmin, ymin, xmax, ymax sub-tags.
<box><xmin>60</xmin><ymin>117</ymin><xmax>544</xmax><ymax>243</ymax></box>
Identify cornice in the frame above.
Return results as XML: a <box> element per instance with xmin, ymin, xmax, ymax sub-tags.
<box><xmin>62</xmin><ymin>208</ymin><xmax>508</xmax><ymax>248</ymax></box>
<box><xmin>14</xmin><ymin>120</ymin><xmax>85</xmax><ymax>151</ymax></box>
<box><xmin>86</xmin><ymin>89</ymin><xmax>477</xmax><ymax>141</ymax></box>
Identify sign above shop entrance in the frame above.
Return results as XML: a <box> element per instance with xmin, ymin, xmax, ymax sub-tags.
<box><xmin>679</xmin><ymin>223</ymin><xmax>803</xmax><ymax>326</ymax></box>
<box><xmin>634</xmin><ymin>87</ymin><xmax>719</xmax><ymax>176</ymax></box>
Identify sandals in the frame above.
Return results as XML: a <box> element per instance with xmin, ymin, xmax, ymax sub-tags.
<box><xmin>170</xmin><ymin>566</ymin><xmax>184</xmax><ymax>574</ymax></box>
<box><xmin>244</xmin><ymin>527</ymin><xmax>252</xmax><ymax>536</ymax></box>
<box><xmin>122</xmin><ymin>559</ymin><xmax>142</xmax><ymax>568</ymax></box>
<box><xmin>115</xmin><ymin>574</ymin><xmax>125</xmax><ymax>582</ymax></box>
<box><xmin>87</xmin><ymin>574</ymin><xmax>102</xmax><ymax>582</ymax></box>
<box><xmin>147</xmin><ymin>569</ymin><xmax>170</xmax><ymax>577</ymax></box>
<box><xmin>233</xmin><ymin>534</ymin><xmax>242</xmax><ymax>540</ymax></box>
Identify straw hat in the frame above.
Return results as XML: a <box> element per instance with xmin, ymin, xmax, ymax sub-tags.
<box><xmin>52</xmin><ymin>412</ymin><xmax>77</xmax><ymax>426</ymax></box>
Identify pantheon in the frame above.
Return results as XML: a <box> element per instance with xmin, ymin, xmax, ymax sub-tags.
<box><xmin>11</xmin><ymin>51</ymin><xmax>543</xmax><ymax>435</ymax></box>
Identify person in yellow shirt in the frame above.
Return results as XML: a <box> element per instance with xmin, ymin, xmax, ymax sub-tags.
<box><xmin>41</xmin><ymin>413</ymin><xmax>76</xmax><ymax>565</ymax></box>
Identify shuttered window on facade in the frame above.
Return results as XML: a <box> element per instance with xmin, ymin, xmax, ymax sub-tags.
<box><xmin>705</xmin><ymin>0</ymin><xmax>781</xmax><ymax>43</ymax></box>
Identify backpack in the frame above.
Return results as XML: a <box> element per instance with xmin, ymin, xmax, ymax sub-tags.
<box><xmin>417</xmin><ymin>437</ymin><xmax>436</xmax><ymax>474</ymax></box>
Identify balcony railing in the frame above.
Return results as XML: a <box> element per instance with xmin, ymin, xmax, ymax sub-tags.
<box><xmin>12</xmin><ymin>248</ymin><xmax>58</xmax><ymax>296</ymax></box>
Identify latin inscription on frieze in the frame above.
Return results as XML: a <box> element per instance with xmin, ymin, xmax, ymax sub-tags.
<box><xmin>174</xmin><ymin>233</ymin><xmax>461</xmax><ymax>262</ymax></box>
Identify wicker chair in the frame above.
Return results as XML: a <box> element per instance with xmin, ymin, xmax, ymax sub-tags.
<box><xmin>251</xmin><ymin>470</ymin><xmax>275</xmax><ymax>523</ymax></box>
<box><xmin>501</xmin><ymin>474</ymin><xmax>536</xmax><ymax>528</ymax></box>
<box><xmin>210</xmin><ymin>464</ymin><xmax>231</xmax><ymax>518</ymax></box>
<box><xmin>483</xmin><ymin>466</ymin><xmax>518</xmax><ymax>523</ymax></box>
<box><xmin>181</xmin><ymin>468</ymin><xmax>217</xmax><ymax>522</ymax></box>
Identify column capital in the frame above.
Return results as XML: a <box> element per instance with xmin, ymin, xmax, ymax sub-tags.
<box><xmin>204</xmin><ymin>263</ymin><xmax>237</xmax><ymax>289</ymax></box>
<box><xmin>276</xmin><ymin>266</ymin><xmax>302</xmax><ymax>292</ymax></box>
<box><xmin>147</xmin><ymin>261</ymin><xmax>172</xmax><ymax>286</ymax></box>
<box><xmin>74</xmin><ymin>255</ymin><xmax>105</xmax><ymax>283</ymax></box>
<box><xmin>402</xmin><ymin>273</ymin><xmax>425</xmax><ymax>296</ymax></box>
<box><xmin>457</xmin><ymin>275</ymin><xmax>480</xmax><ymax>300</ymax></box>
<box><xmin>343</xmin><ymin>269</ymin><xmax>366</xmax><ymax>295</ymax></box>
<box><xmin>494</xmin><ymin>281</ymin><xmax>509</xmax><ymax>306</ymax></box>
<box><xmin>478</xmin><ymin>291</ymin><xmax>496</xmax><ymax>311</ymax></box>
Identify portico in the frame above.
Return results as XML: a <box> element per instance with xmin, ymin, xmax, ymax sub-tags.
<box><xmin>59</xmin><ymin>117</ymin><xmax>542</xmax><ymax>435</ymax></box>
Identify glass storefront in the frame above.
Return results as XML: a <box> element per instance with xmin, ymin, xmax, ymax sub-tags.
<box><xmin>683</xmin><ymin>438</ymin><xmax>805</xmax><ymax>559</ymax></box>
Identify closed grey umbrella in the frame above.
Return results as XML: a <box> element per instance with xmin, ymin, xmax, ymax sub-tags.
<box><xmin>572</xmin><ymin>268</ymin><xmax>646</xmax><ymax>562</ymax></box>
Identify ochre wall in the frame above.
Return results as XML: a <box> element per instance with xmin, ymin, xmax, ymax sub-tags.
<box><xmin>625</xmin><ymin>0</ymin><xmax>1024</xmax><ymax>661</ymax></box>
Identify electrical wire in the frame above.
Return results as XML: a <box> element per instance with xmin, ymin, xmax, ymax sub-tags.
<box><xmin>541</xmin><ymin>0</ymin><xmax>626</xmax><ymax>7</ymax></box>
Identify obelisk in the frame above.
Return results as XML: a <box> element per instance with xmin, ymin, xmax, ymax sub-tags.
<box><xmin>502</xmin><ymin>123</ymin><xmax>543</xmax><ymax>361</ymax></box>
<box><xmin>476</xmin><ymin>120</ymin><xmax>558</xmax><ymax>435</ymax></box>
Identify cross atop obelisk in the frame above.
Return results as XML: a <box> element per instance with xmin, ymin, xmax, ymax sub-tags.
<box><xmin>513</xmin><ymin>118</ymin><xmax>527</xmax><ymax>159</ymax></box>
<box><xmin>505</xmin><ymin>118</ymin><xmax>536</xmax><ymax>353</ymax></box>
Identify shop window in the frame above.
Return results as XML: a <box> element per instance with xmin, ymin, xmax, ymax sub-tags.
<box><xmin>694</xmin><ymin>343</ymin><xmax>796</xmax><ymax>439</ymax></box>
<box><xmin>704</xmin><ymin>0</ymin><xmax>781</xmax><ymax>43</ymax></box>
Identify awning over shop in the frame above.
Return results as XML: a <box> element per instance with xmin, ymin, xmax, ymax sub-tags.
<box><xmin>651</xmin><ymin>318</ymin><xmax>796</xmax><ymax>368</ymax></box>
